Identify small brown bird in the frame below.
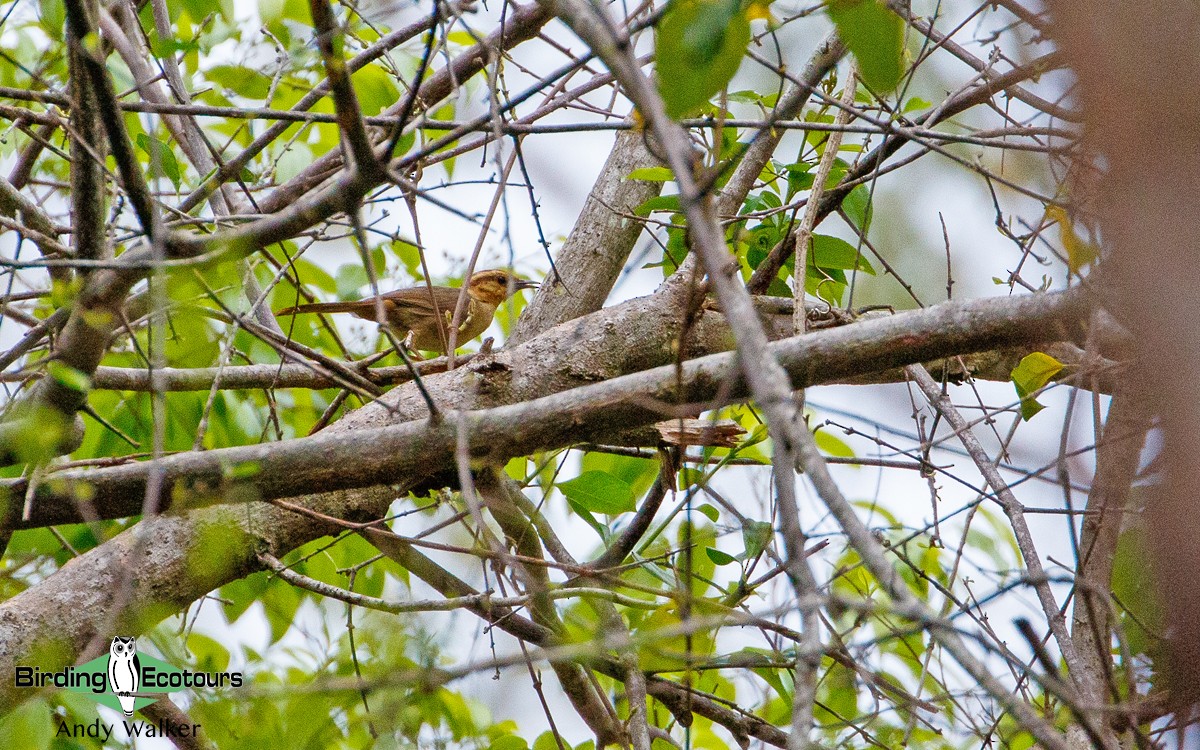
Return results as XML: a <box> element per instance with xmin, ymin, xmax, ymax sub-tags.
<box><xmin>276</xmin><ymin>269</ymin><xmax>538</xmax><ymax>353</ymax></box>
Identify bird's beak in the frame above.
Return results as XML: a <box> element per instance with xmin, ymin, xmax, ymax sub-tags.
<box><xmin>515</xmin><ymin>278</ymin><xmax>540</xmax><ymax>291</ymax></box>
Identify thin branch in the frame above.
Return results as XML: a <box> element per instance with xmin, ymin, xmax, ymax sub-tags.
<box><xmin>906</xmin><ymin>362</ymin><xmax>1093</xmax><ymax>702</ymax></box>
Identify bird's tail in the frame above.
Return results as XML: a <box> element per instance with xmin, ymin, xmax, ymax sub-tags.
<box><xmin>276</xmin><ymin>301</ymin><xmax>367</xmax><ymax>316</ymax></box>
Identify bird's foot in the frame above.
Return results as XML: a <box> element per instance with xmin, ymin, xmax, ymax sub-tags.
<box><xmin>399</xmin><ymin>331</ymin><xmax>425</xmax><ymax>361</ymax></box>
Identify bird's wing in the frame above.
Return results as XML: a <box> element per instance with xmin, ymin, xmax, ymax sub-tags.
<box><xmin>381</xmin><ymin>286</ymin><xmax>464</xmax><ymax>325</ymax></box>
<box><xmin>382</xmin><ymin>286</ymin><xmax>461</xmax><ymax>311</ymax></box>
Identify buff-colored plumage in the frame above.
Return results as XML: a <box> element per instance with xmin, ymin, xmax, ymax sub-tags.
<box><xmin>276</xmin><ymin>269</ymin><xmax>537</xmax><ymax>353</ymax></box>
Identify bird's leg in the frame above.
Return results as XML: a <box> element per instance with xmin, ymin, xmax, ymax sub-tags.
<box><xmin>400</xmin><ymin>330</ymin><xmax>425</xmax><ymax>361</ymax></box>
<box><xmin>440</xmin><ymin>309</ymin><xmax>465</xmax><ymax>353</ymax></box>
<box><xmin>445</xmin><ymin>309</ymin><xmax>472</xmax><ymax>336</ymax></box>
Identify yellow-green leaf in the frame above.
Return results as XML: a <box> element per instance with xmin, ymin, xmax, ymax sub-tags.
<box><xmin>1046</xmin><ymin>205</ymin><xmax>1099</xmax><ymax>274</ymax></box>
<box><xmin>557</xmin><ymin>471</ymin><xmax>635</xmax><ymax>514</ymax></box>
<box><xmin>1011</xmin><ymin>351</ymin><xmax>1064</xmax><ymax>421</ymax></box>
<box><xmin>815</xmin><ymin>427</ymin><xmax>855</xmax><ymax>459</ymax></box>
<box><xmin>351</xmin><ymin>64</ymin><xmax>400</xmax><ymax>116</ymax></box>
<box><xmin>626</xmin><ymin>166</ymin><xmax>674</xmax><ymax>181</ymax></box>
<box><xmin>742</xmin><ymin>520</ymin><xmax>773</xmax><ymax>559</ymax></box>
<box><xmin>655</xmin><ymin>0</ymin><xmax>751</xmax><ymax>119</ymax></box>
<box><xmin>825</xmin><ymin>0</ymin><xmax>904</xmax><ymax>92</ymax></box>
<box><xmin>46</xmin><ymin>361</ymin><xmax>91</xmax><ymax>393</ymax></box>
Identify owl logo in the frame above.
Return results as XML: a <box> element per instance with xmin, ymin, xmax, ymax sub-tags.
<box><xmin>107</xmin><ymin>637</ymin><xmax>141</xmax><ymax>717</ymax></box>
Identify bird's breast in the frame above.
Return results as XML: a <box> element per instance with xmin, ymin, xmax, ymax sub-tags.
<box><xmin>407</xmin><ymin>300</ymin><xmax>498</xmax><ymax>352</ymax></box>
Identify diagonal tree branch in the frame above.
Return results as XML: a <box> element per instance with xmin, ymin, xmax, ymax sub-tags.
<box><xmin>62</xmin><ymin>0</ymin><xmax>160</xmax><ymax>241</ymax></box>
<box><xmin>67</xmin><ymin>0</ymin><xmax>107</xmax><ymax>269</ymax></box>
<box><xmin>511</xmin><ymin>130</ymin><xmax>662</xmax><ymax>342</ymax></box>
<box><xmin>308</xmin><ymin>0</ymin><xmax>384</xmax><ymax>180</ymax></box>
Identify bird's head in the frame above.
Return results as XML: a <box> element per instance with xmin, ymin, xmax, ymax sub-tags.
<box><xmin>467</xmin><ymin>269</ymin><xmax>538</xmax><ymax>305</ymax></box>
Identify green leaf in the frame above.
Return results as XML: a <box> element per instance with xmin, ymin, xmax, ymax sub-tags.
<box><xmin>825</xmin><ymin>0</ymin><xmax>905</xmax><ymax>92</ymax></box>
<box><xmin>557</xmin><ymin>471</ymin><xmax>635</xmax><ymax>514</ymax></box>
<box><xmin>805</xmin><ymin>270</ymin><xmax>846</xmax><ymax>306</ymax></box>
<box><xmin>742</xmin><ymin>520</ymin><xmax>773</xmax><ymax>559</ymax></box>
<box><xmin>1010</xmin><ymin>351</ymin><xmax>1063</xmax><ymax>421</ymax></box>
<box><xmin>259</xmin><ymin>0</ymin><xmax>308</xmax><ymax>37</ymax></box>
<box><xmin>655</xmin><ymin>0</ymin><xmax>752</xmax><ymax>119</ymax></box>
<box><xmin>148</xmin><ymin>32</ymin><xmax>201</xmax><ymax>58</ymax></box>
<box><xmin>814</xmin><ymin>427</ymin><xmax>855</xmax><ymax>458</ymax></box>
<box><xmin>335</xmin><ymin>264</ymin><xmax>370</xmax><ymax>298</ymax></box>
<box><xmin>1112</xmin><ymin>506</ymin><xmax>1166</xmax><ymax>673</ymax></box>
<box><xmin>136</xmin><ymin>132</ymin><xmax>182</xmax><ymax>189</ymax></box>
<box><xmin>187</xmin><ymin>632</ymin><xmax>231</xmax><ymax>672</ymax></box>
<box><xmin>581</xmin><ymin>450</ymin><xmax>659</xmax><ymax>499</ymax></box>
<box><xmin>489</xmin><ymin>736</ymin><xmax>528</xmax><ymax>750</ymax></box>
<box><xmin>533</xmin><ymin>732</ymin><xmax>564</xmax><ymax>750</ymax></box>
<box><xmin>207</xmin><ymin>64</ymin><xmax>272</xmax><ymax>99</ymax></box>
<box><xmin>841</xmin><ymin>183</ymin><xmax>874</xmax><ymax>232</ymax></box>
<box><xmin>37</xmin><ymin>0</ymin><xmax>64</xmax><ymax>36</ymax></box>
<box><xmin>807</xmin><ymin>234</ymin><xmax>875</xmax><ymax>274</ymax></box>
<box><xmin>818</xmin><ymin>658</ymin><xmax>859</xmax><ymax>722</ymax></box>
<box><xmin>351</xmin><ymin>64</ymin><xmax>400</xmax><ymax>116</ymax></box>
<box><xmin>389</xmin><ymin>240</ymin><xmax>423</xmax><ymax>279</ymax></box>
<box><xmin>728</xmin><ymin>89</ymin><xmax>779</xmax><ymax>106</ymax></box>
<box><xmin>678</xmin><ymin>465</ymin><xmax>705</xmax><ymax>489</ymax></box>
<box><xmin>706</xmin><ymin>547</ymin><xmax>738</xmax><ymax>566</ymax></box>
<box><xmin>634</xmin><ymin>194</ymin><xmax>682</xmax><ymax>217</ymax></box>
<box><xmin>291</xmin><ymin>257</ymin><xmax>338</xmax><ymax>295</ymax></box>
<box><xmin>46</xmin><ymin>361</ymin><xmax>91</xmax><ymax>393</ymax></box>
<box><xmin>784</xmin><ymin>162</ymin><xmax>815</xmax><ymax>200</ymax></box>
<box><xmin>182</xmin><ymin>0</ymin><xmax>231</xmax><ymax>22</ymax></box>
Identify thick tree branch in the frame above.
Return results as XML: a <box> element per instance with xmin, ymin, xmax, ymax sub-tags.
<box><xmin>0</xmin><ymin>177</ymin><xmax>64</xmax><ymax>265</ymax></box>
<box><xmin>4</xmin><ymin>289</ymin><xmax>1088</xmax><ymax>527</ymax></box>
<box><xmin>512</xmin><ymin>130</ymin><xmax>662</xmax><ymax>342</ymax></box>
<box><xmin>67</xmin><ymin>0</ymin><xmax>107</xmax><ymax>269</ymax></box>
